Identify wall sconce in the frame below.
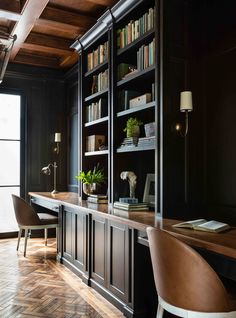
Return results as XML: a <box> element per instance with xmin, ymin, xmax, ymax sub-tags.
<box><xmin>175</xmin><ymin>91</ymin><xmax>193</xmax><ymax>137</ymax></box>
<box><xmin>41</xmin><ymin>162</ymin><xmax>58</xmax><ymax>194</ymax></box>
<box><xmin>54</xmin><ymin>132</ymin><xmax>61</xmax><ymax>155</ymax></box>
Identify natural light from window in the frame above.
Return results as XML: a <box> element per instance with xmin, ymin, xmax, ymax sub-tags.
<box><xmin>0</xmin><ymin>93</ymin><xmax>21</xmax><ymax>232</ymax></box>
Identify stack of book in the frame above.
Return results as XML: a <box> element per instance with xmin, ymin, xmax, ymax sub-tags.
<box><xmin>120</xmin><ymin>137</ymin><xmax>139</xmax><ymax>148</ymax></box>
<box><xmin>137</xmin><ymin>136</ymin><xmax>155</xmax><ymax>148</ymax></box>
<box><xmin>87</xmin><ymin>194</ymin><xmax>108</xmax><ymax>204</ymax></box>
<box><xmin>117</xmin><ymin>7</ymin><xmax>155</xmax><ymax>50</ymax></box>
<box><xmin>87</xmin><ymin>41</ymin><xmax>108</xmax><ymax>71</ymax></box>
<box><xmin>114</xmin><ymin>201</ymin><xmax>149</xmax><ymax>211</ymax></box>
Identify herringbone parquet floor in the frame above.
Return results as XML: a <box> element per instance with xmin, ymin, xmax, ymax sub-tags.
<box><xmin>0</xmin><ymin>237</ymin><xmax>125</xmax><ymax>318</ymax></box>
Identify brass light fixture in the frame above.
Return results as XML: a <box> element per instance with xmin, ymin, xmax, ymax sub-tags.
<box><xmin>41</xmin><ymin>162</ymin><xmax>58</xmax><ymax>194</ymax></box>
<box><xmin>0</xmin><ymin>32</ymin><xmax>17</xmax><ymax>83</ymax></box>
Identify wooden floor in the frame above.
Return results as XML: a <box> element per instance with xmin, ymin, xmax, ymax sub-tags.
<box><xmin>0</xmin><ymin>237</ymin><xmax>125</xmax><ymax>318</ymax></box>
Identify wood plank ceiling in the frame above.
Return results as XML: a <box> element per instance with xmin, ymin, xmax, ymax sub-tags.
<box><xmin>0</xmin><ymin>0</ymin><xmax>118</xmax><ymax>69</ymax></box>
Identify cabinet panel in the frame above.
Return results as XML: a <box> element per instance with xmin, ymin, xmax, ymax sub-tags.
<box><xmin>91</xmin><ymin>215</ymin><xmax>106</xmax><ymax>286</ymax></box>
<box><xmin>74</xmin><ymin>211</ymin><xmax>89</xmax><ymax>274</ymax></box>
<box><xmin>107</xmin><ymin>220</ymin><xmax>131</xmax><ymax>302</ymax></box>
<box><xmin>63</xmin><ymin>208</ymin><xmax>73</xmax><ymax>263</ymax></box>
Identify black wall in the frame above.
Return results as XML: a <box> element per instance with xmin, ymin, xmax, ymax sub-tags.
<box><xmin>1</xmin><ymin>63</ymin><xmax>68</xmax><ymax>198</ymax></box>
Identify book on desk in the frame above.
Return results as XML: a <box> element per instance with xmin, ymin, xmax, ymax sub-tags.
<box><xmin>173</xmin><ymin>219</ymin><xmax>230</xmax><ymax>233</ymax></box>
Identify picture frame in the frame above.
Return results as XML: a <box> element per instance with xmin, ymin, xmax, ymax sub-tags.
<box><xmin>143</xmin><ymin>173</ymin><xmax>155</xmax><ymax>207</ymax></box>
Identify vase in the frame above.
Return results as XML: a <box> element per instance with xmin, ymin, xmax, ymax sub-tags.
<box><xmin>83</xmin><ymin>183</ymin><xmax>97</xmax><ymax>196</ymax></box>
<box><xmin>127</xmin><ymin>126</ymin><xmax>140</xmax><ymax>138</ymax></box>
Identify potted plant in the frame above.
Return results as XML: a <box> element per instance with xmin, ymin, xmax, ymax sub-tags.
<box><xmin>75</xmin><ymin>163</ymin><xmax>105</xmax><ymax>195</ymax></box>
<box><xmin>124</xmin><ymin>117</ymin><xmax>143</xmax><ymax>138</ymax></box>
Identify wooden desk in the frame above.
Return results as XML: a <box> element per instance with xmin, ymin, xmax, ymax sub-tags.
<box><xmin>29</xmin><ymin>191</ymin><xmax>236</xmax><ymax>317</ymax></box>
<box><xmin>29</xmin><ymin>191</ymin><xmax>236</xmax><ymax>260</ymax></box>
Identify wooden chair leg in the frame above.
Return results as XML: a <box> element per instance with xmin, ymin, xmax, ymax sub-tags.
<box><xmin>44</xmin><ymin>228</ymin><xmax>47</xmax><ymax>246</ymax></box>
<box><xmin>24</xmin><ymin>229</ymin><xmax>29</xmax><ymax>257</ymax></box>
<box><xmin>17</xmin><ymin>228</ymin><xmax>22</xmax><ymax>251</ymax></box>
<box><xmin>156</xmin><ymin>303</ymin><xmax>164</xmax><ymax>318</ymax></box>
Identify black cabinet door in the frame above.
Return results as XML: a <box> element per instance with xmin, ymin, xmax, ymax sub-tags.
<box><xmin>91</xmin><ymin>215</ymin><xmax>107</xmax><ymax>287</ymax></box>
<box><xmin>107</xmin><ymin>220</ymin><xmax>132</xmax><ymax>303</ymax></box>
<box><xmin>74</xmin><ymin>210</ymin><xmax>89</xmax><ymax>275</ymax></box>
<box><xmin>62</xmin><ymin>207</ymin><xmax>74</xmax><ymax>263</ymax></box>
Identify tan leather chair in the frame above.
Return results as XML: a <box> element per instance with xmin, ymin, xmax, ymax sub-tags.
<box><xmin>147</xmin><ymin>227</ymin><xmax>236</xmax><ymax>318</ymax></box>
<box><xmin>12</xmin><ymin>194</ymin><xmax>58</xmax><ymax>257</ymax></box>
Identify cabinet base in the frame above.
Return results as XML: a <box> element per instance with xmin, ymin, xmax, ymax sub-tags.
<box><xmin>61</xmin><ymin>257</ymin><xmax>89</xmax><ymax>285</ymax></box>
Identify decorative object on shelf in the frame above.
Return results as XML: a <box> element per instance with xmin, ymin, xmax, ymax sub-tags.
<box><xmin>41</xmin><ymin>162</ymin><xmax>58</xmax><ymax>194</ymax></box>
<box><xmin>86</xmin><ymin>135</ymin><xmax>105</xmax><ymax>152</ymax></box>
<box><xmin>129</xmin><ymin>93</ymin><xmax>152</xmax><ymax>109</ymax></box>
<box><xmin>120</xmin><ymin>171</ymin><xmax>137</xmax><ymax>198</ymax></box>
<box><xmin>75</xmin><ymin>163</ymin><xmax>105</xmax><ymax>196</ymax></box>
<box><xmin>144</xmin><ymin>122</ymin><xmax>155</xmax><ymax>137</ymax></box>
<box><xmin>143</xmin><ymin>173</ymin><xmax>155</xmax><ymax>207</ymax></box>
<box><xmin>53</xmin><ymin>132</ymin><xmax>61</xmax><ymax>155</ymax></box>
<box><xmin>123</xmin><ymin>117</ymin><xmax>143</xmax><ymax>138</ymax></box>
<box><xmin>0</xmin><ymin>31</ymin><xmax>17</xmax><ymax>83</ymax></box>
<box><xmin>175</xmin><ymin>91</ymin><xmax>193</xmax><ymax>137</ymax></box>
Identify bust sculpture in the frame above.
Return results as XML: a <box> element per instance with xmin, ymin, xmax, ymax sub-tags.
<box><xmin>120</xmin><ymin>171</ymin><xmax>137</xmax><ymax>198</ymax></box>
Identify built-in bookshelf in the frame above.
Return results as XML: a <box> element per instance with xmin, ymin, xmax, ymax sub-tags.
<box><xmin>73</xmin><ymin>0</ymin><xmax>158</xmax><ymax>213</ymax></box>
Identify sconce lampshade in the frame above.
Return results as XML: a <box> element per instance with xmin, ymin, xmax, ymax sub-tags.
<box><xmin>54</xmin><ymin>133</ymin><xmax>61</xmax><ymax>143</ymax></box>
<box><xmin>180</xmin><ymin>91</ymin><xmax>193</xmax><ymax>112</ymax></box>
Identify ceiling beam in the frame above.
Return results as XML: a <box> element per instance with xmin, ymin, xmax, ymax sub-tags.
<box><xmin>10</xmin><ymin>0</ymin><xmax>50</xmax><ymax>60</ymax></box>
<box><xmin>0</xmin><ymin>9</ymin><xmax>21</xmax><ymax>21</ymax></box>
<box><xmin>26</xmin><ymin>32</ymin><xmax>73</xmax><ymax>50</ymax></box>
<box><xmin>21</xmin><ymin>42</ymin><xmax>72</xmax><ymax>56</ymax></box>
<box><xmin>60</xmin><ymin>51</ymin><xmax>78</xmax><ymax>68</ymax></box>
<box><xmin>41</xmin><ymin>6</ymin><xmax>96</xmax><ymax>29</ymax></box>
<box><xmin>34</xmin><ymin>18</ymin><xmax>85</xmax><ymax>39</ymax></box>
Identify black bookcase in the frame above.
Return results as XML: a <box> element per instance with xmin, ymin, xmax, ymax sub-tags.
<box><xmin>72</xmin><ymin>0</ymin><xmax>161</xmax><ymax>217</ymax></box>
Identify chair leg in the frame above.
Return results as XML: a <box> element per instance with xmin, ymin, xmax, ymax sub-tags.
<box><xmin>24</xmin><ymin>229</ymin><xmax>29</xmax><ymax>257</ymax></box>
<box><xmin>56</xmin><ymin>226</ymin><xmax>58</xmax><ymax>252</ymax></box>
<box><xmin>156</xmin><ymin>303</ymin><xmax>164</xmax><ymax>318</ymax></box>
<box><xmin>17</xmin><ymin>228</ymin><xmax>22</xmax><ymax>251</ymax></box>
<box><xmin>44</xmin><ymin>228</ymin><xmax>47</xmax><ymax>246</ymax></box>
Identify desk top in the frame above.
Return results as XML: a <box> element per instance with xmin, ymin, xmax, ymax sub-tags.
<box><xmin>29</xmin><ymin>191</ymin><xmax>236</xmax><ymax>260</ymax></box>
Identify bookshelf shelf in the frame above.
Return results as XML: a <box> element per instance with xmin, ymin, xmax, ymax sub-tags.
<box><xmin>85</xmin><ymin>116</ymin><xmax>109</xmax><ymax>127</ymax></box>
<box><xmin>84</xmin><ymin>150</ymin><xmax>109</xmax><ymax>156</ymax></box>
<box><xmin>85</xmin><ymin>60</ymin><xmax>108</xmax><ymax>77</ymax></box>
<box><xmin>117</xmin><ymin>29</ymin><xmax>155</xmax><ymax>57</ymax></box>
<box><xmin>116</xmin><ymin>145</ymin><xmax>155</xmax><ymax>153</ymax></box>
<box><xmin>117</xmin><ymin>101</ymin><xmax>155</xmax><ymax>117</ymax></box>
<box><xmin>85</xmin><ymin>89</ymin><xmax>108</xmax><ymax>102</ymax></box>
<box><xmin>117</xmin><ymin>65</ymin><xmax>155</xmax><ymax>87</ymax></box>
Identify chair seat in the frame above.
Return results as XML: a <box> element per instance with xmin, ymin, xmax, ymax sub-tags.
<box><xmin>38</xmin><ymin>213</ymin><xmax>58</xmax><ymax>225</ymax></box>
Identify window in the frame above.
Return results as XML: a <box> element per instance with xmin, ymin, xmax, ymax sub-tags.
<box><xmin>0</xmin><ymin>93</ymin><xmax>21</xmax><ymax>233</ymax></box>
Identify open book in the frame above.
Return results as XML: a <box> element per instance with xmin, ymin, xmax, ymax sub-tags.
<box><xmin>173</xmin><ymin>219</ymin><xmax>230</xmax><ymax>233</ymax></box>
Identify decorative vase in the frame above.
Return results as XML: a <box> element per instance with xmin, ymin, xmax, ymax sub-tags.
<box><xmin>127</xmin><ymin>125</ymin><xmax>140</xmax><ymax>138</ymax></box>
<box><xmin>83</xmin><ymin>183</ymin><xmax>97</xmax><ymax>196</ymax></box>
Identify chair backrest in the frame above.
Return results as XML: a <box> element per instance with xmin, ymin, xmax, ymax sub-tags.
<box><xmin>12</xmin><ymin>194</ymin><xmax>41</xmax><ymax>226</ymax></box>
<box><xmin>147</xmin><ymin>227</ymin><xmax>230</xmax><ymax>313</ymax></box>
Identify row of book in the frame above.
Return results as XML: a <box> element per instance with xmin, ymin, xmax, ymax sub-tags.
<box><xmin>117</xmin><ymin>7</ymin><xmax>155</xmax><ymax>50</ymax></box>
<box><xmin>85</xmin><ymin>98</ymin><xmax>107</xmax><ymax>123</ymax></box>
<box><xmin>87</xmin><ymin>41</ymin><xmax>108</xmax><ymax>71</ymax></box>
<box><xmin>114</xmin><ymin>201</ymin><xmax>149</xmax><ymax>211</ymax></box>
<box><xmin>137</xmin><ymin>39</ymin><xmax>155</xmax><ymax>71</ymax></box>
<box><xmin>91</xmin><ymin>69</ymin><xmax>108</xmax><ymax>94</ymax></box>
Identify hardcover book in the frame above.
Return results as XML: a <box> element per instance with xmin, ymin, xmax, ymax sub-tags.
<box><xmin>173</xmin><ymin>219</ymin><xmax>230</xmax><ymax>233</ymax></box>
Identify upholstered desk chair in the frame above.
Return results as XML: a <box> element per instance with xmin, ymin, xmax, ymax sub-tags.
<box><xmin>147</xmin><ymin>227</ymin><xmax>236</xmax><ymax>318</ymax></box>
<box><xmin>12</xmin><ymin>194</ymin><xmax>58</xmax><ymax>257</ymax></box>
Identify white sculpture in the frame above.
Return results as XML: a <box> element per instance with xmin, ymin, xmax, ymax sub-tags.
<box><xmin>120</xmin><ymin>171</ymin><xmax>137</xmax><ymax>198</ymax></box>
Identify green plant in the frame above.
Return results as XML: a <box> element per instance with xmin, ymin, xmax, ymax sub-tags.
<box><xmin>123</xmin><ymin>117</ymin><xmax>143</xmax><ymax>134</ymax></box>
<box><xmin>75</xmin><ymin>163</ymin><xmax>105</xmax><ymax>185</ymax></box>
